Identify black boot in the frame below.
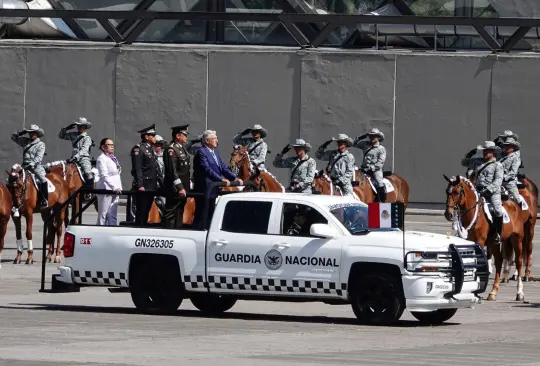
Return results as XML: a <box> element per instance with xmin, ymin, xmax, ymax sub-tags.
<box><xmin>377</xmin><ymin>186</ymin><xmax>387</xmax><ymax>203</ymax></box>
<box><xmin>40</xmin><ymin>182</ymin><xmax>49</xmax><ymax>209</ymax></box>
<box><xmin>493</xmin><ymin>215</ymin><xmax>503</xmax><ymax>245</ymax></box>
<box><xmin>84</xmin><ymin>177</ymin><xmax>94</xmax><ymax>201</ymax></box>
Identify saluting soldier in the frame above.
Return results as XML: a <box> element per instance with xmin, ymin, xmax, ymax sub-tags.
<box><xmin>131</xmin><ymin>124</ymin><xmax>158</xmax><ymax>225</ymax></box>
<box><xmin>233</xmin><ymin>124</ymin><xmax>269</xmax><ymax>170</ymax></box>
<box><xmin>353</xmin><ymin>128</ymin><xmax>387</xmax><ymax>202</ymax></box>
<box><xmin>163</xmin><ymin>124</ymin><xmax>192</xmax><ymax>229</ymax></box>
<box><xmin>493</xmin><ymin>130</ymin><xmax>523</xmax><ymax>168</ymax></box>
<box><xmin>273</xmin><ymin>139</ymin><xmax>316</xmax><ymax>193</ymax></box>
<box><xmin>58</xmin><ymin>117</ymin><xmax>95</xmax><ymax>200</ymax></box>
<box><xmin>463</xmin><ymin>141</ymin><xmax>505</xmax><ymax>245</ymax></box>
<box><xmin>500</xmin><ymin>138</ymin><xmax>525</xmax><ymax>208</ymax></box>
<box><xmin>11</xmin><ymin>125</ymin><xmax>48</xmax><ymax>209</ymax></box>
<box><xmin>316</xmin><ymin>133</ymin><xmax>356</xmax><ymax>198</ymax></box>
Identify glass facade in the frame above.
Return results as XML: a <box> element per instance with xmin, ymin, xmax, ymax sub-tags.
<box><xmin>6</xmin><ymin>0</ymin><xmax>540</xmax><ymax>51</ymax></box>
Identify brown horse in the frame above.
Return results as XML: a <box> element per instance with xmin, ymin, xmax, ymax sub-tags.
<box><xmin>469</xmin><ymin>170</ymin><xmax>537</xmax><ymax>281</ymax></box>
<box><xmin>0</xmin><ymin>184</ymin><xmax>12</xmax><ymax>268</ymax></box>
<box><xmin>443</xmin><ymin>174</ymin><xmax>530</xmax><ymax>301</ymax></box>
<box><xmin>6</xmin><ymin>165</ymin><xmax>69</xmax><ymax>264</ymax></box>
<box><xmin>313</xmin><ymin>168</ymin><xmax>410</xmax><ymax>210</ymax></box>
<box><xmin>228</xmin><ymin>145</ymin><xmax>285</xmax><ymax>193</ymax></box>
<box><xmin>519</xmin><ymin>176</ymin><xmax>538</xmax><ymax>280</ymax></box>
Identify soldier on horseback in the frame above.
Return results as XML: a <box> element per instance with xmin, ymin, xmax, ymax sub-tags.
<box><xmin>11</xmin><ymin>125</ymin><xmax>48</xmax><ymax>209</ymax></box>
<box><xmin>58</xmin><ymin>117</ymin><xmax>95</xmax><ymax>200</ymax></box>
<box><xmin>493</xmin><ymin>130</ymin><xmax>524</xmax><ymax>169</ymax></box>
<box><xmin>315</xmin><ymin>134</ymin><xmax>356</xmax><ymax>198</ymax></box>
<box><xmin>500</xmin><ymin>138</ymin><xmax>525</xmax><ymax>208</ymax></box>
<box><xmin>353</xmin><ymin>128</ymin><xmax>387</xmax><ymax>202</ymax></box>
<box><xmin>233</xmin><ymin>124</ymin><xmax>269</xmax><ymax>170</ymax></box>
<box><xmin>273</xmin><ymin>139</ymin><xmax>316</xmax><ymax>193</ymax></box>
<box><xmin>462</xmin><ymin>141</ymin><xmax>505</xmax><ymax>245</ymax></box>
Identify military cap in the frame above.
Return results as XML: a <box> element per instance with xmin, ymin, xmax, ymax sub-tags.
<box><xmin>137</xmin><ymin>124</ymin><xmax>156</xmax><ymax>135</ymax></box>
<box><xmin>171</xmin><ymin>124</ymin><xmax>190</xmax><ymax>135</ymax></box>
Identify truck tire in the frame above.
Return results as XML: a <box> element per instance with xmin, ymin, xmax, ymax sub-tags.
<box><xmin>190</xmin><ymin>293</ymin><xmax>237</xmax><ymax>315</ymax></box>
<box><xmin>350</xmin><ymin>272</ymin><xmax>405</xmax><ymax>325</ymax></box>
<box><xmin>411</xmin><ymin>308</ymin><xmax>458</xmax><ymax>325</ymax></box>
<box><xmin>130</xmin><ymin>259</ymin><xmax>184</xmax><ymax>315</ymax></box>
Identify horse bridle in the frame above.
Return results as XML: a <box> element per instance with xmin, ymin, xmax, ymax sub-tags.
<box><xmin>8</xmin><ymin>170</ymin><xmax>27</xmax><ymax>207</ymax></box>
<box><xmin>445</xmin><ymin>182</ymin><xmax>480</xmax><ymax>218</ymax></box>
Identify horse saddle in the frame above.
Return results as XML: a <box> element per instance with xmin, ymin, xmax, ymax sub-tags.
<box><xmin>356</xmin><ymin>169</ymin><xmax>395</xmax><ymax>193</ymax></box>
<box><xmin>72</xmin><ymin>163</ymin><xmax>99</xmax><ymax>184</ymax></box>
<box><xmin>482</xmin><ymin>198</ymin><xmax>511</xmax><ymax>224</ymax></box>
<box><xmin>500</xmin><ymin>186</ymin><xmax>529</xmax><ymax>210</ymax></box>
<box><xmin>14</xmin><ymin>167</ymin><xmax>56</xmax><ymax>193</ymax></box>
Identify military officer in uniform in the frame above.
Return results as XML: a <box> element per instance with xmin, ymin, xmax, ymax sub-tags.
<box><xmin>163</xmin><ymin>124</ymin><xmax>192</xmax><ymax>229</ymax></box>
<box><xmin>130</xmin><ymin>124</ymin><xmax>158</xmax><ymax>225</ymax></box>
<box><xmin>316</xmin><ymin>133</ymin><xmax>357</xmax><ymax>198</ymax></box>
<box><xmin>462</xmin><ymin>141</ymin><xmax>504</xmax><ymax>245</ymax></box>
<box><xmin>273</xmin><ymin>139</ymin><xmax>316</xmax><ymax>193</ymax></box>
<box><xmin>58</xmin><ymin>117</ymin><xmax>95</xmax><ymax>200</ymax></box>
<box><xmin>233</xmin><ymin>124</ymin><xmax>269</xmax><ymax>170</ymax></box>
<box><xmin>11</xmin><ymin>125</ymin><xmax>48</xmax><ymax>209</ymax></box>
<box><xmin>500</xmin><ymin>138</ymin><xmax>524</xmax><ymax>208</ymax></box>
<box><xmin>353</xmin><ymin>128</ymin><xmax>387</xmax><ymax>202</ymax></box>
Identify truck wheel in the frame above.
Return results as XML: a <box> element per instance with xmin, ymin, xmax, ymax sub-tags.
<box><xmin>130</xmin><ymin>260</ymin><xmax>184</xmax><ymax>315</ymax></box>
<box><xmin>350</xmin><ymin>272</ymin><xmax>405</xmax><ymax>325</ymax></box>
<box><xmin>190</xmin><ymin>293</ymin><xmax>237</xmax><ymax>315</ymax></box>
<box><xmin>411</xmin><ymin>308</ymin><xmax>458</xmax><ymax>325</ymax></box>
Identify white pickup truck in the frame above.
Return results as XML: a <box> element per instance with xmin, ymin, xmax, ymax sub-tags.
<box><xmin>52</xmin><ymin>188</ymin><xmax>489</xmax><ymax>325</ymax></box>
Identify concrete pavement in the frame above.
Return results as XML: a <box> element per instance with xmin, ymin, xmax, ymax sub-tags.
<box><xmin>1</xmin><ymin>214</ymin><xmax>540</xmax><ymax>365</ymax></box>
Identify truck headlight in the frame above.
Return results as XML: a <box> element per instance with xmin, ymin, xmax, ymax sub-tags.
<box><xmin>405</xmin><ymin>251</ymin><xmax>451</xmax><ymax>273</ymax></box>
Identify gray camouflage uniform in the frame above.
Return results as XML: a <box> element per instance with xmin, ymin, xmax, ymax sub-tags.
<box><xmin>463</xmin><ymin>157</ymin><xmax>504</xmax><ymax>217</ymax></box>
<box><xmin>353</xmin><ymin>140</ymin><xmax>386</xmax><ymax>187</ymax></box>
<box><xmin>273</xmin><ymin>155</ymin><xmax>316</xmax><ymax>193</ymax></box>
<box><xmin>500</xmin><ymin>151</ymin><xmax>521</xmax><ymax>203</ymax></box>
<box><xmin>232</xmin><ymin>135</ymin><xmax>268</xmax><ymax>170</ymax></box>
<box><xmin>315</xmin><ymin>148</ymin><xmax>355</xmax><ymax>197</ymax></box>
<box><xmin>11</xmin><ymin>134</ymin><xmax>47</xmax><ymax>183</ymax></box>
<box><xmin>58</xmin><ymin>129</ymin><xmax>94</xmax><ymax>181</ymax></box>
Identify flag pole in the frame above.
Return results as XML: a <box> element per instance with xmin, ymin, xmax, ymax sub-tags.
<box><xmin>402</xmin><ymin>201</ymin><xmax>406</xmax><ymax>269</ymax></box>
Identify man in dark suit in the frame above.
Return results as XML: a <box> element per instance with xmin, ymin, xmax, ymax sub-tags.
<box><xmin>193</xmin><ymin>129</ymin><xmax>242</xmax><ymax>229</ymax></box>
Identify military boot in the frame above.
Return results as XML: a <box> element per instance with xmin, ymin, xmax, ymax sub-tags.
<box><xmin>84</xmin><ymin>176</ymin><xmax>94</xmax><ymax>201</ymax></box>
<box><xmin>377</xmin><ymin>186</ymin><xmax>387</xmax><ymax>203</ymax></box>
<box><xmin>40</xmin><ymin>182</ymin><xmax>49</xmax><ymax>209</ymax></box>
<box><xmin>493</xmin><ymin>215</ymin><xmax>503</xmax><ymax>245</ymax></box>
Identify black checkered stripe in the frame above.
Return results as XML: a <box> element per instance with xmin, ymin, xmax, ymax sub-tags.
<box><xmin>73</xmin><ymin>270</ymin><xmax>128</xmax><ymax>287</ymax></box>
<box><xmin>184</xmin><ymin>275</ymin><xmax>347</xmax><ymax>296</ymax></box>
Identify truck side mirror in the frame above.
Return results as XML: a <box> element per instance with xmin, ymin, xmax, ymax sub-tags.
<box><xmin>310</xmin><ymin>224</ymin><xmax>340</xmax><ymax>239</ymax></box>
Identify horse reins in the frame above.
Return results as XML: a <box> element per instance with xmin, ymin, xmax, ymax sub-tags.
<box><xmin>446</xmin><ymin>181</ymin><xmax>482</xmax><ymax>237</ymax></box>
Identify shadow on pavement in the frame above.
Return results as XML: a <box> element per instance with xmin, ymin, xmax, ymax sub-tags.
<box><xmin>0</xmin><ymin>303</ymin><xmax>459</xmax><ymax>328</ymax></box>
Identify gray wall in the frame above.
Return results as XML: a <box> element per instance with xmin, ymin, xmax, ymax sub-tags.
<box><xmin>1</xmin><ymin>43</ymin><xmax>538</xmax><ymax>205</ymax></box>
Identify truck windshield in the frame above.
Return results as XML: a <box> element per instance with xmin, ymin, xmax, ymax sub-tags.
<box><xmin>328</xmin><ymin>203</ymin><xmax>399</xmax><ymax>234</ymax></box>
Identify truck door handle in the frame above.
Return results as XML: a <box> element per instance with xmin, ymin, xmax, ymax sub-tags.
<box><xmin>215</xmin><ymin>240</ymin><xmax>228</xmax><ymax>246</ymax></box>
<box><xmin>274</xmin><ymin>242</ymin><xmax>290</xmax><ymax>248</ymax></box>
